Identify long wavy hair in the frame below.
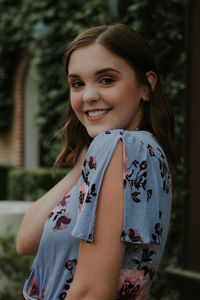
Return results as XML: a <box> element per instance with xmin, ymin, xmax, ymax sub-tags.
<box><xmin>54</xmin><ymin>24</ymin><xmax>176</xmax><ymax>169</ymax></box>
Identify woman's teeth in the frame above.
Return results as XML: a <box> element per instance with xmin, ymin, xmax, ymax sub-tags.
<box><xmin>87</xmin><ymin>110</ymin><xmax>109</xmax><ymax>117</ymax></box>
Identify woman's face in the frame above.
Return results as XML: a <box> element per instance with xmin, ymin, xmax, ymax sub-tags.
<box><xmin>68</xmin><ymin>43</ymin><xmax>147</xmax><ymax>138</ymax></box>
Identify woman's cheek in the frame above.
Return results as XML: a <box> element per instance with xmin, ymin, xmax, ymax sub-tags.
<box><xmin>70</xmin><ymin>95</ymin><xmax>80</xmax><ymax>112</ymax></box>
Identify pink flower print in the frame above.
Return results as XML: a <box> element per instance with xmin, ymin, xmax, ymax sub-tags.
<box><xmin>53</xmin><ymin>213</ymin><xmax>71</xmax><ymax>231</ymax></box>
<box><xmin>27</xmin><ymin>273</ymin><xmax>39</xmax><ymax>297</ymax></box>
<box><xmin>147</xmin><ymin>144</ymin><xmax>155</xmax><ymax>156</ymax></box>
<box><xmin>116</xmin><ymin>268</ymin><xmax>148</xmax><ymax>300</ymax></box>
<box><xmin>26</xmin><ymin>272</ymin><xmax>45</xmax><ymax>299</ymax></box>
<box><xmin>122</xmin><ymin>142</ymin><xmax>128</xmax><ymax>185</ymax></box>
<box><xmin>147</xmin><ymin>189</ymin><xmax>152</xmax><ymax>201</ymax></box>
<box><xmin>126</xmin><ymin>229</ymin><xmax>144</xmax><ymax>243</ymax></box>
<box><xmin>87</xmin><ymin>156</ymin><xmax>97</xmax><ymax>169</ymax></box>
<box><xmin>140</xmin><ymin>160</ymin><xmax>147</xmax><ymax>170</ymax></box>
<box><xmin>78</xmin><ymin>182</ymin><xmax>89</xmax><ymax>214</ymax></box>
<box><xmin>39</xmin><ymin>288</ymin><xmax>45</xmax><ymax>300</ymax></box>
<box><xmin>65</xmin><ymin>259</ymin><xmax>77</xmax><ymax>270</ymax></box>
<box><xmin>59</xmin><ymin>292</ymin><xmax>67</xmax><ymax>299</ymax></box>
<box><xmin>52</xmin><ymin>191</ymin><xmax>72</xmax><ymax>214</ymax></box>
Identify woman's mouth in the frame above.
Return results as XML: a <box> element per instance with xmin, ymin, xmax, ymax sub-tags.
<box><xmin>86</xmin><ymin>109</ymin><xmax>111</xmax><ymax>120</ymax></box>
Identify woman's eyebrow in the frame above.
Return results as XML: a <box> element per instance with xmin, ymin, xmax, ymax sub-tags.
<box><xmin>95</xmin><ymin>68</ymin><xmax>121</xmax><ymax>75</ymax></box>
<box><xmin>68</xmin><ymin>73</ymin><xmax>80</xmax><ymax>79</ymax></box>
<box><xmin>68</xmin><ymin>68</ymin><xmax>121</xmax><ymax>79</ymax></box>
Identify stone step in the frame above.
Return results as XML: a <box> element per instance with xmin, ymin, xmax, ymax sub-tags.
<box><xmin>0</xmin><ymin>201</ymin><xmax>32</xmax><ymax>234</ymax></box>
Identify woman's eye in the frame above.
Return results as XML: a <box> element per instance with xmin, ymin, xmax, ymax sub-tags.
<box><xmin>100</xmin><ymin>77</ymin><xmax>115</xmax><ymax>85</ymax></box>
<box><xmin>71</xmin><ymin>81</ymin><xmax>84</xmax><ymax>88</ymax></box>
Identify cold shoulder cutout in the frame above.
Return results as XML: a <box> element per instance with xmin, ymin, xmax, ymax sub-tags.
<box><xmin>23</xmin><ymin>129</ymin><xmax>172</xmax><ymax>300</ymax></box>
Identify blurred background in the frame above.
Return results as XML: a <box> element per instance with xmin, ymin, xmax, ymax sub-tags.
<box><xmin>0</xmin><ymin>0</ymin><xmax>199</xmax><ymax>299</ymax></box>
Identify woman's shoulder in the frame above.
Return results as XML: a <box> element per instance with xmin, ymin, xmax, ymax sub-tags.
<box><xmin>86</xmin><ymin>129</ymin><xmax>169</xmax><ymax>177</ymax></box>
<box><xmin>88</xmin><ymin>129</ymin><xmax>162</xmax><ymax>155</ymax></box>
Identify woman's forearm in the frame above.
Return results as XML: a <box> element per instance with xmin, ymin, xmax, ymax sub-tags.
<box><xmin>16</xmin><ymin>148</ymin><xmax>87</xmax><ymax>256</ymax></box>
<box><xmin>65</xmin><ymin>285</ymin><xmax>115</xmax><ymax>300</ymax></box>
<box><xmin>16</xmin><ymin>166</ymin><xmax>81</xmax><ymax>255</ymax></box>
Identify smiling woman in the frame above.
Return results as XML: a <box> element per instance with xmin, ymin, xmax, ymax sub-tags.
<box><xmin>17</xmin><ymin>24</ymin><xmax>176</xmax><ymax>300</ymax></box>
<box><xmin>68</xmin><ymin>43</ymin><xmax>150</xmax><ymax>138</ymax></box>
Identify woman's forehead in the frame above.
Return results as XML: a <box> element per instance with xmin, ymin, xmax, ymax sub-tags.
<box><xmin>68</xmin><ymin>44</ymin><xmax>133</xmax><ymax>75</ymax></box>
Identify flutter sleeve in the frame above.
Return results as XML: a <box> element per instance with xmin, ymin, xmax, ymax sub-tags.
<box><xmin>71</xmin><ymin>129</ymin><xmax>171</xmax><ymax>245</ymax></box>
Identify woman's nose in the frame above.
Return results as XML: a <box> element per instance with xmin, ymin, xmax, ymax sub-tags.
<box><xmin>82</xmin><ymin>85</ymin><xmax>100</xmax><ymax>103</ymax></box>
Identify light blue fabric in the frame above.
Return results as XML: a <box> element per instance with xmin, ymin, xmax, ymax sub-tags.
<box><xmin>23</xmin><ymin>129</ymin><xmax>172</xmax><ymax>300</ymax></box>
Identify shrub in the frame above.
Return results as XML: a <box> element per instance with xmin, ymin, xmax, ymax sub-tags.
<box><xmin>0</xmin><ymin>162</ymin><xmax>14</xmax><ymax>200</ymax></box>
<box><xmin>8</xmin><ymin>167</ymin><xmax>70</xmax><ymax>200</ymax></box>
<box><xmin>0</xmin><ymin>230</ymin><xmax>34</xmax><ymax>300</ymax></box>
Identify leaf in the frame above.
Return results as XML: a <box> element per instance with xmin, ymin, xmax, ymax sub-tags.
<box><xmin>141</xmin><ymin>171</ymin><xmax>147</xmax><ymax>178</ymax></box>
<box><xmin>132</xmin><ymin>257</ymin><xmax>141</xmax><ymax>265</ymax></box>
<box><xmin>142</xmin><ymin>183</ymin><xmax>147</xmax><ymax>190</ymax></box>
<box><xmin>163</xmin><ymin>181</ymin><xmax>166</xmax><ymax>191</ymax></box>
<box><xmin>132</xmin><ymin>191</ymin><xmax>140</xmax><ymax>197</ymax></box>
<box><xmin>63</xmin><ymin>284</ymin><xmax>70</xmax><ymax>290</ymax></box>
<box><xmin>132</xmin><ymin>196</ymin><xmax>141</xmax><ymax>202</ymax></box>
<box><xmin>149</xmin><ymin>249</ymin><xmax>156</xmax><ymax>257</ymax></box>
<box><xmin>147</xmin><ymin>189</ymin><xmax>152</xmax><ymax>201</ymax></box>
<box><xmin>158</xmin><ymin>158</ymin><xmax>163</xmax><ymax>170</ymax></box>
<box><xmin>149</xmin><ymin>268</ymin><xmax>156</xmax><ymax>280</ymax></box>
<box><xmin>141</xmin><ymin>266</ymin><xmax>149</xmax><ymax>276</ymax></box>
<box><xmin>134</xmin><ymin>181</ymin><xmax>140</xmax><ymax>189</ymax></box>
<box><xmin>127</xmin><ymin>170</ymin><xmax>134</xmax><ymax>177</ymax></box>
<box><xmin>81</xmin><ymin>170</ymin><xmax>85</xmax><ymax>180</ymax></box>
<box><xmin>53</xmin><ymin>214</ymin><xmax>58</xmax><ymax>221</ymax></box>
<box><xmin>139</xmin><ymin>177</ymin><xmax>143</xmax><ymax>183</ymax></box>
<box><xmin>133</xmin><ymin>160</ymin><xmax>139</xmax><ymax>167</ymax></box>
<box><xmin>91</xmin><ymin>184</ymin><xmax>96</xmax><ymax>192</ymax></box>
<box><xmin>123</xmin><ymin>179</ymin><xmax>127</xmax><ymax>188</ymax></box>
<box><xmin>86</xmin><ymin>197</ymin><xmax>91</xmax><ymax>203</ymax></box>
<box><xmin>152</xmin><ymin>234</ymin><xmax>157</xmax><ymax>242</ymax></box>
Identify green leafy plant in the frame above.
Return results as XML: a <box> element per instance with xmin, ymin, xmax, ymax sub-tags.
<box><xmin>0</xmin><ymin>162</ymin><xmax>14</xmax><ymax>200</ymax></box>
<box><xmin>8</xmin><ymin>167</ymin><xmax>70</xmax><ymax>200</ymax></box>
<box><xmin>0</xmin><ymin>231</ymin><xmax>34</xmax><ymax>300</ymax></box>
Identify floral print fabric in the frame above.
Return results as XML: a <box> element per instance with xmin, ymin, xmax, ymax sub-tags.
<box><xmin>23</xmin><ymin>130</ymin><xmax>171</xmax><ymax>300</ymax></box>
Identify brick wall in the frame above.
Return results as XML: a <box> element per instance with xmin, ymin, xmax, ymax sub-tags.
<box><xmin>0</xmin><ymin>53</ymin><xmax>31</xmax><ymax>167</ymax></box>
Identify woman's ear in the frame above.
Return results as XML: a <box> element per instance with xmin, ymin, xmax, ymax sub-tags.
<box><xmin>146</xmin><ymin>71</ymin><xmax>158</xmax><ymax>91</ymax></box>
<box><xmin>141</xmin><ymin>71</ymin><xmax>158</xmax><ymax>101</ymax></box>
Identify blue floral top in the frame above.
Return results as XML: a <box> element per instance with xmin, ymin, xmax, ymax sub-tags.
<box><xmin>23</xmin><ymin>129</ymin><xmax>172</xmax><ymax>300</ymax></box>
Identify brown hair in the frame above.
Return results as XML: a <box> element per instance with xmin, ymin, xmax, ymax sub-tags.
<box><xmin>54</xmin><ymin>24</ymin><xmax>176</xmax><ymax>169</ymax></box>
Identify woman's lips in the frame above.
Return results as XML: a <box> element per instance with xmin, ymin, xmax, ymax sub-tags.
<box><xmin>86</xmin><ymin>109</ymin><xmax>111</xmax><ymax>121</ymax></box>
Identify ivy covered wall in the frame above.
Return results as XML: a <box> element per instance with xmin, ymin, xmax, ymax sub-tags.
<box><xmin>0</xmin><ymin>0</ymin><xmax>187</xmax><ymax>299</ymax></box>
<box><xmin>0</xmin><ymin>0</ymin><xmax>186</xmax><ymax>165</ymax></box>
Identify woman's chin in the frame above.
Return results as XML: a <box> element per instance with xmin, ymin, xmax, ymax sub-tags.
<box><xmin>87</xmin><ymin>128</ymin><xmax>111</xmax><ymax>139</ymax></box>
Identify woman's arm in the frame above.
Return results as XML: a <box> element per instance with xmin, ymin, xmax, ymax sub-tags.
<box><xmin>16</xmin><ymin>148</ymin><xmax>87</xmax><ymax>256</ymax></box>
<box><xmin>66</xmin><ymin>141</ymin><xmax>126</xmax><ymax>300</ymax></box>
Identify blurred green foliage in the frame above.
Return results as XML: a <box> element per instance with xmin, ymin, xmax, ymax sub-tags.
<box><xmin>0</xmin><ymin>231</ymin><xmax>34</xmax><ymax>300</ymax></box>
<box><xmin>0</xmin><ymin>0</ymin><xmax>186</xmax><ymax>164</ymax></box>
<box><xmin>8</xmin><ymin>167</ymin><xmax>70</xmax><ymax>200</ymax></box>
<box><xmin>0</xmin><ymin>162</ymin><xmax>14</xmax><ymax>200</ymax></box>
<box><xmin>0</xmin><ymin>0</ymin><xmax>187</xmax><ymax>299</ymax></box>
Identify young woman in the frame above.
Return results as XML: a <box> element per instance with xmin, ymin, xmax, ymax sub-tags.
<box><xmin>17</xmin><ymin>24</ymin><xmax>176</xmax><ymax>300</ymax></box>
